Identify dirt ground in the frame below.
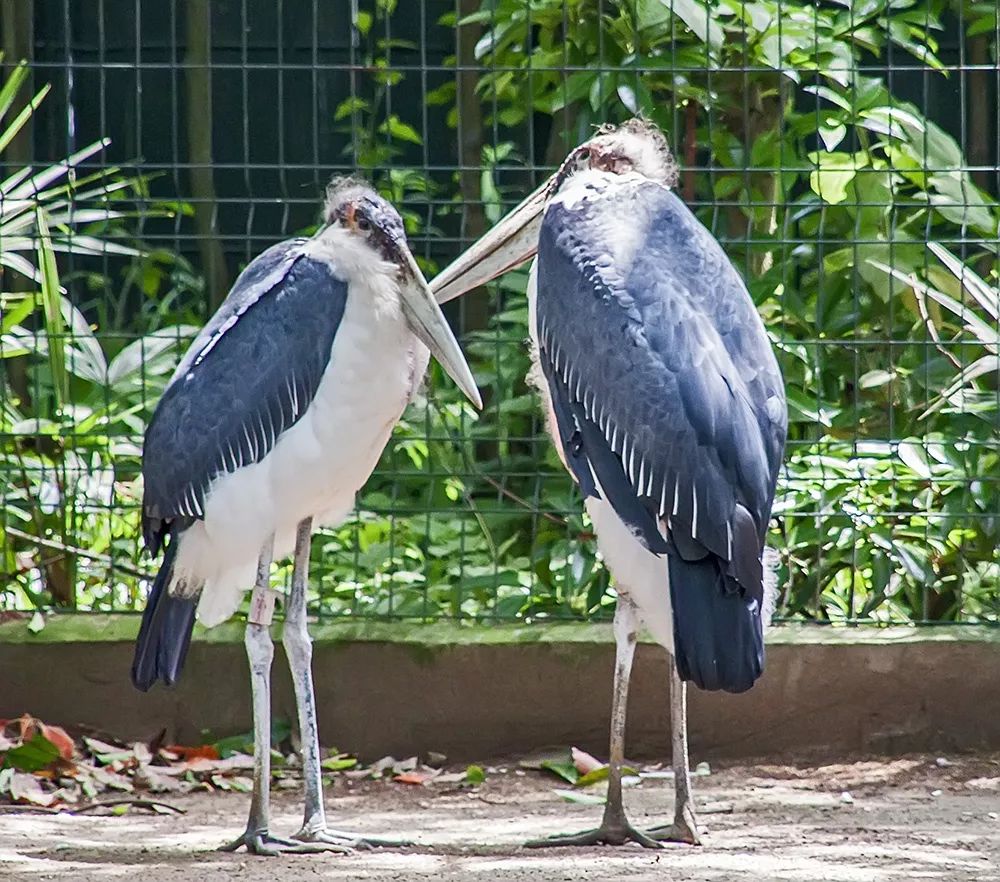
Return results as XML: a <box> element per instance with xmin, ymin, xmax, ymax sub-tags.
<box><xmin>2</xmin><ymin>754</ymin><xmax>999</xmax><ymax>881</ymax></box>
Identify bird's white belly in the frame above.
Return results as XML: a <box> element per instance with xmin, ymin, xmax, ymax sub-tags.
<box><xmin>526</xmin><ymin>263</ymin><xmax>674</xmax><ymax>653</ymax></box>
<box><xmin>174</xmin><ymin>274</ymin><xmax>428</xmax><ymax>627</ymax></box>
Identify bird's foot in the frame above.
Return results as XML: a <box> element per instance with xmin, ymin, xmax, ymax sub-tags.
<box><xmin>525</xmin><ymin>822</ymin><xmax>663</xmax><ymax>850</ymax></box>
<box><xmin>646</xmin><ymin>809</ymin><xmax>701</xmax><ymax>845</ymax></box>
<box><xmin>292</xmin><ymin>825</ymin><xmax>409</xmax><ymax>850</ymax></box>
<box><xmin>219</xmin><ymin>828</ymin><xmax>352</xmax><ymax>856</ymax></box>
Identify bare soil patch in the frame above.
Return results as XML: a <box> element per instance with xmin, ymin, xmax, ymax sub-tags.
<box><xmin>2</xmin><ymin>754</ymin><xmax>999</xmax><ymax>881</ymax></box>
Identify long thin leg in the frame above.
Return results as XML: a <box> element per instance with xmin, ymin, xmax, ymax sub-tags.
<box><xmin>525</xmin><ymin>597</ymin><xmax>661</xmax><ymax>849</ymax></box>
<box><xmin>220</xmin><ymin>536</ymin><xmax>332</xmax><ymax>856</ymax></box>
<box><xmin>648</xmin><ymin>654</ymin><xmax>701</xmax><ymax>844</ymax></box>
<box><xmin>283</xmin><ymin>517</ymin><xmax>405</xmax><ymax>850</ymax></box>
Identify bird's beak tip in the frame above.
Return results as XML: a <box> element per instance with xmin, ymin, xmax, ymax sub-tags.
<box><xmin>396</xmin><ymin>249</ymin><xmax>482</xmax><ymax>409</ymax></box>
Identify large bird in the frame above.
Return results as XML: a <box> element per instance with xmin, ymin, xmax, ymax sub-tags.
<box><xmin>132</xmin><ymin>178</ymin><xmax>480</xmax><ymax>855</ymax></box>
<box><xmin>433</xmin><ymin>119</ymin><xmax>786</xmax><ymax>847</ymax></box>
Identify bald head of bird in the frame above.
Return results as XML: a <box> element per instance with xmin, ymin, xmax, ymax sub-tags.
<box><xmin>431</xmin><ymin>119</ymin><xmax>678</xmax><ymax>303</ymax></box>
<box><xmin>318</xmin><ymin>178</ymin><xmax>481</xmax><ymax>408</ymax></box>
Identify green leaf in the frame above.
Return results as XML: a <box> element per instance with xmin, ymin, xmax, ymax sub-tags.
<box><xmin>2</xmin><ymin>733</ymin><xmax>60</xmax><ymax>772</ymax></box>
<box><xmin>552</xmin><ymin>787</ymin><xmax>605</xmax><ymax>805</ymax></box>
<box><xmin>464</xmin><ymin>764</ymin><xmax>486</xmax><ymax>785</ymax></box>
<box><xmin>859</xmin><ymin>369</ymin><xmax>895</xmax><ymax>389</ymax></box>
<box><xmin>34</xmin><ymin>209</ymin><xmax>67</xmax><ymax>409</ymax></box>
<box><xmin>575</xmin><ymin>764</ymin><xmax>639</xmax><ymax>787</ymax></box>
<box><xmin>539</xmin><ymin>758</ymin><xmax>579</xmax><ymax>785</ymax></box>
<box><xmin>0</xmin><ymin>60</ymin><xmax>30</xmax><ymax>122</ymax></box>
<box><xmin>818</xmin><ymin>123</ymin><xmax>847</xmax><ymax>152</ymax></box>
<box><xmin>321</xmin><ymin>754</ymin><xmax>358</xmax><ymax>772</ymax></box>
<box><xmin>0</xmin><ymin>83</ymin><xmax>51</xmax><ymax>154</ymax></box>
<box><xmin>212</xmin><ymin>733</ymin><xmax>254</xmax><ymax>759</ymax></box>
<box><xmin>807</xmin><ymin>151</ymin><xmax>867</xmax><ymax>206</ymax></box>
<box><xmin>897</xmin><ymin>441</ymin><xmax>931</xmax><ymax>478</ymax></box>
<box><xmin>0</xmin><ymin>294</ymin><xmax>34</xmax><ymax>333</ymax></box>
<box><xmin>355</xmin><ymin>11</ymin><xmax>373</xmax><ymax>35</ymax></box>
<box><xmin>636</xmin><ymin>0</ymin><xmax>724</xmax><ymax>51</ymax></box>
<box><xmin>379</xmin><ymin>115</ymin><xmax>423</xmax><ymax>146</ymax></box>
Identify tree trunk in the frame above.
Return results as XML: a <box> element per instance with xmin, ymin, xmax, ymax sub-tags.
<box><xmin>455</xmin><ymin>0</ymin><xmax>488</xmax><ymax>334</ymax></box>
<box><xmin>185</xmin><ymin>0</ymin><xmax>230</xmax><ymax>311</ymax></box>
<box><xmin>2</xmin><ymin>0</ymin><xmax>34</xmax><ymax>168</ymax></box>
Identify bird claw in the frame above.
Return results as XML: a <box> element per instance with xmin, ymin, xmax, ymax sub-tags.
<box><xmin>525</xmin><ymin>823</ymin><xmax>664</xmax><ymax>850</ymax></box>
<box><xmin>292</xmin><ymin>826</ymin><xmax>409</xmax><ymax>850</ymax></box>
<box><xmin>219</xmin><ymin>828</ymin><xmax>352</xmax><ymax>856</ymax></box>
<box><xmin>646</xmin><ymin>813</ymin><xmax>701</xmax><ymax>845</ymax></box>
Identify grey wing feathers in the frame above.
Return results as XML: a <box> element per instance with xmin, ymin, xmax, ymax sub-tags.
<box><xmin>141</xmin><ymin>238</ymin><xmax>348</xmax><ymax>552</ymax></box>
<box><xmin>536</xmin><ymin>180</ymin><xmax>786</xmax><ymax>601</ymax></box>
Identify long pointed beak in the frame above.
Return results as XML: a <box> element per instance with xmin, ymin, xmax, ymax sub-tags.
<box><xmin>431</xmin><ymin>180</ymin><xmax>550</xmax><ymax>304</ymax></box>
<box><xmin>396</xmin><ymin>246</ymin><xmax>483</xmax><ymax>409</ymax></box>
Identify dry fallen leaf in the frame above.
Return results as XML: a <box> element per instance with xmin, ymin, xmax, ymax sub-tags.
<box><xmin>165</xmin><ymin>744</ymin><xmax>220</xmax><ymax>763</ymax></box>
<box><xmin>39</xmin><ymin>724</ymin><xmax>75</xmax><ymax>761</ymax></box>
<box><xmin>432</xmin><ymin>771</ymin><xmax>469</xmax><ymax>785</ymax></box>
<box><xmin>394</xmin><ymin>771</ymin><xmax>434</xmax><ymax>786</ymax></box>
<box><xmin>10</xmin><ymin>771</ymin><xmax>56</xmax><ymax>806</ymax></box>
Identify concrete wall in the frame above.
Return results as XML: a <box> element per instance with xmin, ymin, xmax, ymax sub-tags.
<box><xmin>1</xmin><ymin>617</ymin><xmax>998</xmax><ymax>761</ymax></box>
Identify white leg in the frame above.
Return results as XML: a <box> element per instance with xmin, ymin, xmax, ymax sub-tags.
<box><xmin>219</xmin><ymin>536</ymin><xmax>336</xmax><ymax>856</ymax></box>
<box><xmin>283</xmin><ymin>517</ymin><xmax>405</xmax><ymax>850</ymax></box>
<box><xmin>648</xmin><ymin>654</ymin><xmax>701</xmax><ymax>844</ymax></box>
<box><xmin>283</xmin><ymin>517</ymin><xmax>327</xmax><ymax>835</ymax></box>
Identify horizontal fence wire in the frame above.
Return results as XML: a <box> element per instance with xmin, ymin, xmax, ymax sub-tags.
<box><xmin>1</xmin><ymin>0</ymin><xmax>998</xmax><ymax>627</ymax></box>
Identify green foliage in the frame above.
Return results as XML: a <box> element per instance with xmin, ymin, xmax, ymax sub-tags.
<box><xmin>0</xmin><ymin>57</ymin><xmax>194</xmax><ymax>610</ymax></box>
<box><xmin>446</xmin><ymin>0</ymin><xmax>1000</xmax><ymax>623</ymax></box>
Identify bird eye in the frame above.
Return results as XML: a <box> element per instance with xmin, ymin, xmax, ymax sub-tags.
<box><xmin>356</xmin><ymin>215</ymin><xmax>371</xmax><ymax>232</ymax></box>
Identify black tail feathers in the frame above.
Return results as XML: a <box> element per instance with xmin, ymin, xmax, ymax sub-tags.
<box><xmin>668</xmin><ymin>554</ymin><xmax>764</xmax><ymax>694</ymax></box>
<box><xmin>131</xmin><ymin>539</ymin><xmax>197</xmax><ymax>691</ymax></box>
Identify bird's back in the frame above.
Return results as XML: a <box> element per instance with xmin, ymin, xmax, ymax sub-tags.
<box><xmin>531</xmin><ymin>171</ymin><xmax>786</xmax><ymax>692</ymax></box>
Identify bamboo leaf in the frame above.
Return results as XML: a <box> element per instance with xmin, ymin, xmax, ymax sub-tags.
<box><xmin>0</xmin><ymin>83</ymin><xmax>51</xmax><ymax>154</ymax></box>
<box><xmin>928</xmin><ymin>243</ymin><xmax>1000</xmax><ymax>323</ymax></box>
<box><xmin>35</xmin><ymin>209</ymin><xmax>67</xmax><ymax>409</ymax></box>
<box><xmin>7</xmin><ymin>138</ymin><xmax>110</xmax><ymax>201</ymax></box>
<box><xmin>0</xmin><ymin>60</ymin><xmax>29</xmax><ymax>122</ymax></box>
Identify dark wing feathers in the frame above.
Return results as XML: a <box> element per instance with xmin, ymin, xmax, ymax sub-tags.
<box><xmin>141</xmin><ymin>238</ymin><xmax>348</xmax><ymax>552</ymax></box>
<box><xmin>536</xmin><ymin>179</ymin><xmax>786</xmax><ymax>691</ymax></box>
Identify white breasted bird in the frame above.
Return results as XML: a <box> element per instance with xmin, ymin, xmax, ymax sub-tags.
<box><xmin>133</xmin><ymin>178</ymin><xmax>480</xmax><ymax>855</ymax></box>
<box><xmin>432</xmin><ymin>119</ymin><xmax>786</xmax><ymax>847</ymax></box>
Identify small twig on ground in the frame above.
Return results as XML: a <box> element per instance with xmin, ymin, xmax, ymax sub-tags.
<box><xmin>0</xmin><ymin>798</ymin><xmax>185</xmax><ymax>816</ymax></box>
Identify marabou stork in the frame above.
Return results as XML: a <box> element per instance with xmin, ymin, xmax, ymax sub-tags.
<box><xmin>132</xmin><ymin>179</ymin><xmax>481</xmax><ymax>855</ymax></box>
<box><xmin>432</xmin><ymin>119</ymin><xmax>786</xmax><ymax>847</ymax></box>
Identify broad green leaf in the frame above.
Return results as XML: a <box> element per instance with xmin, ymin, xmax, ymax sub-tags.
<box><xmin>2</xmin><ymin>733</ymin><xmax>60</xmax><ymax>772</ymax></box>
<box><xmin>636</xmin><ymin>0</ymin><xmax>724</xmax><ymax>51</ymax></box>
<box><xmin>859</xmin><ymin>369</ymin><xmax>896</xmax><ymax>389</ymax></box>
<box><xmin>539</xmin><ymin>758</ymin><xmax>579</xmax><ymax>784</ymax></box>
<box><xmin>807</xmin><ymin>151</ymin><xmax>867</xmax><ymax>206</ymax></box>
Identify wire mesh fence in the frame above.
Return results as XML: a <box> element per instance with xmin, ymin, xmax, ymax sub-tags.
<box><xmin>1</xmin><ymin>0</ymin><xmax>998</xmax><ymax>626</ymax></box>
